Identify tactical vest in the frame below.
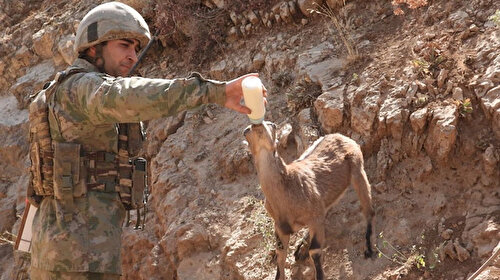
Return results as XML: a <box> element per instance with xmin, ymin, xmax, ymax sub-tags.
<box><xmin>28</xmin><ymin>69</ymin><xmax>148</xmax><ymax>220</ymax></box>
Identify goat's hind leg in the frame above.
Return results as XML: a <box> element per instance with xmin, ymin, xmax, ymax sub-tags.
<box><xmin>308</xmin><ymin>224</ymin><xmax>326</xmax><ymax>280</ymax></box>
<box><xmin>293</xmin><ymin>230</ymin><xmax>310</xmax><ymax>262</ymax></box>
<box><xmin>350</xmin><ymin>160</ymin><xmax>375</xmax><ymax>258</ymax></box>
<box><xmin>364</xmin><ymin>220</ymin><xmax>374</xmax><ymax>258</ymax></box>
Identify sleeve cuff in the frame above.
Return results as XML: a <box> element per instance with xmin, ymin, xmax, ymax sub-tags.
<box><xmin>211</xmin><ymin>82</ymin><xmax>226</xmax><ymax>106</ymax></box>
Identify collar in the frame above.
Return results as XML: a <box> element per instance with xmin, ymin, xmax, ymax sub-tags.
<box><xmin>71</xmin><ymin>58</ymin><xmax>100</xmax><ymax>73</ymax></box>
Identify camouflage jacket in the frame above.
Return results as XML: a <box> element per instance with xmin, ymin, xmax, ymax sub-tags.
<box><xmin>30</xmin><ymin>58</ymin><xmax>226</xmax><ymax>274</ymax></box>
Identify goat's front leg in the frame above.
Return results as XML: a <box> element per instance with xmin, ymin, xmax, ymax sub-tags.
<box><xmin>274</xmin><ymin>223</ymin><xmax>291</xmax><ymax>280</ymax></box>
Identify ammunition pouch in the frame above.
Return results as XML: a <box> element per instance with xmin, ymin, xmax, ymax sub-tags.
<box><xmin>86</xmin><ymin>152</ymin><xmax>147</xmax><ymax>210</ymax></box>
<box><xmin>53</xmin><ymin>142</ymin><xmax>83</xmax><ymax>222</ymax></box>
<box><xmin>131</xmin><ymin>158</ymin><xmax>147</xmax><ymax>210</ymax></box>
<box><xmin>114</xmin><ymin>158</ymin><xmax>147</xmax><ymax>210</ymax></box>
<box><xmin>29</xmin><ymin>89</ymin><xmax>55</xmax><ymax>198</ymax></box>
<box><xmin>32</xmin><ymin>144</ymin><xmax>147</xmax><ymax>218</ymax></box>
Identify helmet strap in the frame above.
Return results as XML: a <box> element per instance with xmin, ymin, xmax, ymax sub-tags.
<box><xmin>93</xmin><ymin>44</ymin><xmax>106</xmax><ymax>73</ymax></box>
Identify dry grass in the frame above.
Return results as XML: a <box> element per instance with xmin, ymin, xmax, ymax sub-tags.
<box><xmin>309</xmin><ymin>2</ymin><xmax>359</xmax><ymax>61</ymax></box>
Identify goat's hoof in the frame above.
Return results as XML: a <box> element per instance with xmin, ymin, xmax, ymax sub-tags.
<box><xmin>364</xmin><ymin>248</ymin><xmax>374</xmax><ymax>259</ymax></box>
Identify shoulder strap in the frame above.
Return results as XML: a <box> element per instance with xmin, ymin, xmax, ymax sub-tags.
<box><xmin>46</xmin><ymin>68</ymin><xmax>88</xmax><ymax>143</ymax></box>
<box><xmin>28</xmin><ymin>67</ymin><xmax>88</xmax><ymax>102</ymax></box>
<box><xmin>48</xmin><ymin>67</ymin><xmax>88</xmax><ymax>99</ymax></box>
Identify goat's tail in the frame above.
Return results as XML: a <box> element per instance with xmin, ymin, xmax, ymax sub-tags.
<box><xmin>350</xmin><ymin>157</ymin><xmax>375</xmax><ymax>258</ymax></box>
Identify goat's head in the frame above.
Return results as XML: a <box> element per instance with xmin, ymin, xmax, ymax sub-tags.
<box><xmin>243</xmin><ymin>121</ymin><xmax>277</xmax><ymax>156</ymax></box>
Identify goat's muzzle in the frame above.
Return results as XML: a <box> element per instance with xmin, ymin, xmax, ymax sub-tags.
<box><xmin>243</xmin><ymin>123</ymin><xmax>265</xmax><ymax>137</ymax></box>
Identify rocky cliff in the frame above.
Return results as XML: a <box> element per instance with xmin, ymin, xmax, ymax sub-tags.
<box><xmin>0</xmin><ymin>0</ymin><xmax>499</xmax><ymax>279</ymax></box>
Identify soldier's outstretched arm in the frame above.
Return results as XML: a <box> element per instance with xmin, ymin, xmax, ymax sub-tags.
<box><xmin>62</xmin><ymin>73</ymin><xmax>226</xmax><ymax>124</ymax></box>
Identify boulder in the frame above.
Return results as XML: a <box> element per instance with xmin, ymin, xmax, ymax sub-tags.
<box><xmin>57</xmin><ymin>34</ymin><xmax>76</xmax><ymax>65</ymax></box>
<box><xmin>467</xmin><ymin>219</ymin><xmax>500</xmax><ymax>258</ymax></box>
<box><xmin>314</xmin><ymin>88</ymin><xmax>344</xmax><ymax>133</ymax></box>
<box><xmin>377</xmin><ymin>97</ymin><xmax>409</xmax><ymax>140</ymax></box>
<box><xmin>350</xmin><ymin>94</ymin><xmax>379</xmax><ymax>137</ymax></box>
<box><xmin>12</xmin><ymin>46</ymin><xmax>33</xmax><ymax>71</ymax></box>
<box><xmin>279</xmin><ymin>2</ymin><xmax>292</xmax><ymax>23</ymax></box>
<box><xmin>9</xmin><ymin>59</ymin><xmax>56</xmax><ymax>108</ymax></box>
<box><xmin>424</xmin><ymin>104</ymin><xmax>458</xmax><ymax>162</ymax></box>
<box><xmin>246</xmin><ymin>10</ymin><xmax>259</xmax><ymax>25</ymax></box>
<box><xmin>409</xmin><ymin>107</ymin><xmax>429</xmax><ymax>134</ymax></box>
<box><xmin>454</xmin><ymin>239</ymin><xmax>470</xmax><ymax>262</ymax></box>
<box><xmin>32</xmin><ymin>27</ymin><xmax>55</xmax><ymax>59</ymax></box>
<box><xmin>478</xmin><ymin>85</ymin><xmax>500</xmax><ymax>139</ymax></box>
<box><xmin>296</xmin><ymin>41</ymin><xmax>346</xmax><ymax>89</ymax></box>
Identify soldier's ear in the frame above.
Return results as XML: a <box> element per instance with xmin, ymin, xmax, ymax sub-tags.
<box><xmin>87</xmin><ymin>46</ymin><xmax>97</xmax><ymax>58</ymax></box>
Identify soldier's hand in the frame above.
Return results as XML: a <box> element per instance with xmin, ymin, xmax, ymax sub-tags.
<box><xmin>224</xmin><ymin>73</ymin><xmax>267</xmax><ymax>114</ymax></box>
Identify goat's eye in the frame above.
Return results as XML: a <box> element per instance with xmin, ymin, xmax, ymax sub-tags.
<box><xmin>243</xmin><ymin>127</ymin><xmax>251</xmax><ymax>136</ymax></box>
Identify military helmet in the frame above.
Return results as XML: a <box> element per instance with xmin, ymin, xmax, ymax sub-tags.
<box><xmin>74</xmin><ymin>2</ymin><xmax>151</xmax><ymax>55</ymax></box>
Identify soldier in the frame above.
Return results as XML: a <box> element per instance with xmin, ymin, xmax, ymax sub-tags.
<box><xmin>28</xmin><ymin>2</ymin><xmax>265</xmax><ymax>279</ymax></box>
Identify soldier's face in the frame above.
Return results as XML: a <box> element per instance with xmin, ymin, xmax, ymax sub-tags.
<box><xmin>99</xmin><ymin>39</ymin><xmax>140</xmax><ymax>77</ymax></box>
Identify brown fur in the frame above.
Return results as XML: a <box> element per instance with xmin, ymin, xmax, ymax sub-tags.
<box><xmin>244</xmin><ymin>122</ymin><xmax>374</xmax><ymax>280</ymax></box>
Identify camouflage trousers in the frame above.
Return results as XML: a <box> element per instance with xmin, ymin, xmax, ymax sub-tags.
<box><xmin>30</xmin><ymin>267</ymin><xmax>120</xmax><ymax>280</ymax></box>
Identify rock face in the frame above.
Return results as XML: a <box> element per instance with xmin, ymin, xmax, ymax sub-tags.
<box><xmin>10</xmin><ymin>60</ymin><xmax>56</xmax><ymax>108</ymax></box>
<box><xmin>424</xmin><ymin>104</ymin><xmax>458</xmax><ymax>163</ymax></box>
<box><xmin>377</xmin><ymin>97</ymin><xmax>409</xmax><ymax>140</ymax></box>
<box><xmin>314</xmin><ymin>87</ymin><xmax>344</xmax><ymax>133</ymax></box>
<box><xmin>1</xmin><ymin>1</ymin><xmax>500</xmax><ymax>280</ymax></box>
<box><xmin>32</xmin><ymin>28</ymin><xmax>55</xmax><ymax>59</ymax></box>
<box><xmin>296</xmin><ymin>41</ymin><xmax>346</xmax><ymax>89</ymax></box>
<box><xmin>0</xmin><ymin>95</ymin><xmax>29</xmax><ymax>279</ymax></box>
<box><xmin>348</xmin><ymin>86</ymin><xmax>379</xmax><ymax>140</ymax></box>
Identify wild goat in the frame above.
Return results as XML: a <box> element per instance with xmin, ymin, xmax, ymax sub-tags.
<box><xmin>244</xmin><ymin>121</ymin><xmax>374</xmax><ymax>280</ymax></box>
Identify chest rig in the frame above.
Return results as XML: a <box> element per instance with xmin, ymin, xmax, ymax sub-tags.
<box><xmin>28</xmin><ymin>69</ymin><xmax>148</xmax><ymax>225</ymax></box>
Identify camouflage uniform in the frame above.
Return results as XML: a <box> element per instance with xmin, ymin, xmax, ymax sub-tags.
<box><xmin>30</xmin><ymin>58</ymin><xmax>226</xmax><ymax>277</ymax></box>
